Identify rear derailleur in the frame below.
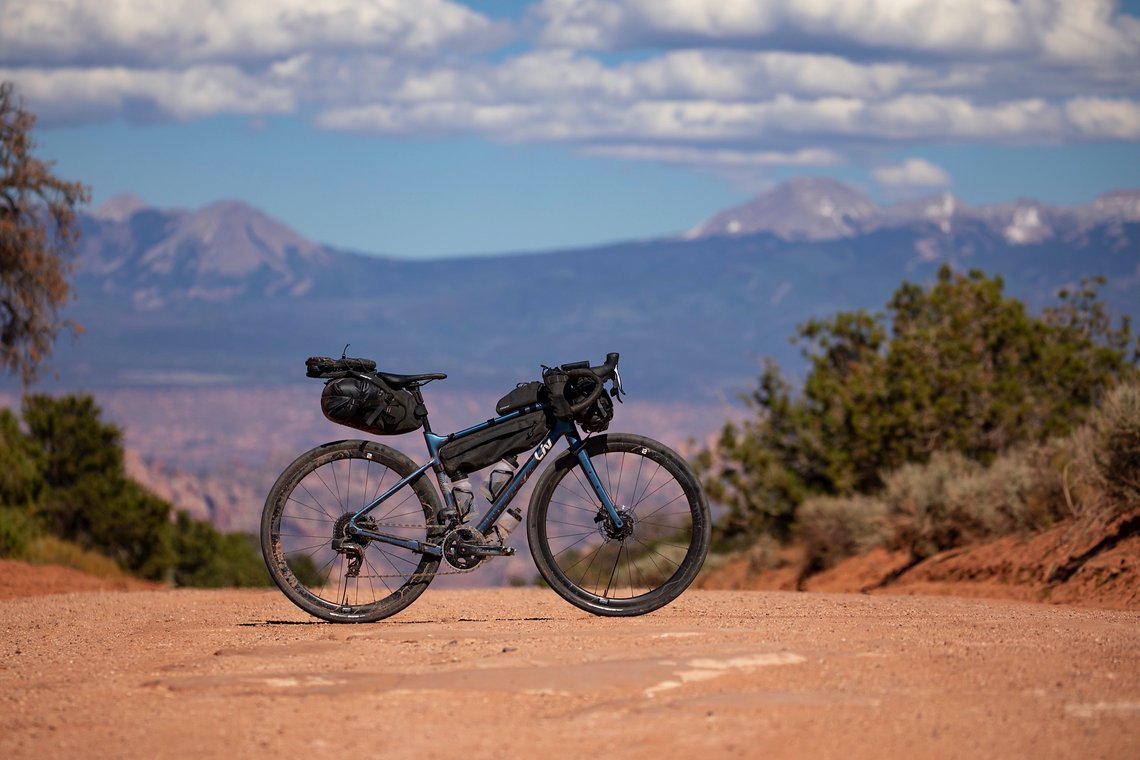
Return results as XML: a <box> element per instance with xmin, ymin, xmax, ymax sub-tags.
<box><xmin>332</xmin><ymin>514</ymin><xmax>378</xmax><ymax>578</ymax></box>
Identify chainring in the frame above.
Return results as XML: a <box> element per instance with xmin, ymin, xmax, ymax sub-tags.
<box><xmin>441</xmin><ymin>527</ymin><xmax>489</xmax><ymax>572</ymax></box>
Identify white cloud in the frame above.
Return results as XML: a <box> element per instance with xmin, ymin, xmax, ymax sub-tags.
<box><xmin>872</xmin><ymin>158</ymin><xmax>952</xmax><ymax>189</ymax></box>
<box><xmin>534</xmin><ymin>0</ymin><xmax>1140</xmax><ymax>65</ymax></box>
<box><xmin>1</xmin><ymin>0</ymin><xmax>1136</xmax><ymax>187</ymax></box>
<box><xmin>1064</xmin><ymin>97</ymin><xmax>1140</xmax><ymax>139</ymax></box>
<box><xmin>0</xmin><ymin>0</ymin><xmax>505</xmax><ymax>66</ymax></box>
<box><xmin>0</xmin><ymin>66</ymin><xmax>295</xmax><ymax>123</ymax></box>
<box><xmin>581</xmin><ymin>144</ymin><xmax>844</xmax><ymax>168</ymax></box>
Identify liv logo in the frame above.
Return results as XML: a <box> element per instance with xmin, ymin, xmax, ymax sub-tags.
<box><xmin>534</xmin><ymin>439</ymin><xmax>555</xmax><ymax>461</ymax></box>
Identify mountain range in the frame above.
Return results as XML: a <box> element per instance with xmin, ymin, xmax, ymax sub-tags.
<box><xmin>54</xmin><ymin>177</ymin><xmax>1140</xmax><ymax>403</ymax></box>
<box><xmin>688</xmin><ymin>177</ymin><xmax>1140</xmax><ymax>247</ymax></box>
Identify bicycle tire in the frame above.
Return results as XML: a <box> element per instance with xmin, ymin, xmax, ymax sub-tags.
<box><xmin>526</xmin><ymin>433</ymin><xmax>710</xmax><ymax>616</ymax></box>
<box><xmin>260</xmin><ymin>440</ymin><xmax>443</xmax><ymax>623</ymax></box>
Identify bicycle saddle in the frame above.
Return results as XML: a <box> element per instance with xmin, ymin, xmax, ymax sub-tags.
<box><xmin>374</xmin><ymin>371</ymin><xmax>447</xmax><ymax>389</ymax></box>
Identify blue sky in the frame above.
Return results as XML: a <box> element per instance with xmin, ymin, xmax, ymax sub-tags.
<box><xmin>3</xmin><ymin>0</ymin><xmax>1140</xmax><ymax>258</ymax></box>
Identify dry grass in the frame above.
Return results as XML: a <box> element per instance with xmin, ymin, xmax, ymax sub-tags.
<box><xmin>16</xmin><ymin>535</ymin><xmax>134</xmax><ymax>581</ymax></box>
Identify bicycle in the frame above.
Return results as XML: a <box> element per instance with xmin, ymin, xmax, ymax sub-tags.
<box><xmin>260</xmin><ymin>352</ymin><xmax>711</xmax><ymax>622</ymax></box>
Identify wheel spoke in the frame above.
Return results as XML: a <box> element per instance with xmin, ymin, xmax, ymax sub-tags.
<box><xmin>533</xmin><ymin>436</ymin><xmax>708</xmax><ymax>614</ymax></box>
<box><xmin>263</xmin><ymin>443</ymin><xmax>440</xmax><ymax>622</ymax></box>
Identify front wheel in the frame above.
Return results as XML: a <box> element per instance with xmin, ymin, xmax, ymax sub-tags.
<box><xmin>260</xmin><ymin>440</ymin><xmax>444</xmax><ymax>623</ymax></box>
<box><xmin>526</xmin><ymin>433</ymin><xmax>710</xmax><ymax>616</ymax></box>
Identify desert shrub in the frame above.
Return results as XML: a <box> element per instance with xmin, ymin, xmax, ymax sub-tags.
<box><xmin>882</xmin><ymin>447</ymin><xmax>1069</xmax><ymax>561</ymax></box>
<box><xmin>0</xmin><ymin>506</ymin><xmax>40</xmax><ymax>556</ymax></box>
<box><xmin>798</xmin><ymin>494</ymin><xmax>890</xmax><ymax>573</ymax></box>
<box><xmin>1092</xmin><ymin>380</ymin><xmax>1140</xmax><ymax>507</ymax></box>
<box><xmin>881</xmin><ymin>452</ymin><xmax>977</xmax><ymax>559</ymax></box>
<box><xmin>746</xmin><ymin>533</ymin><xmax>785</xmax><ymax>572</ymax></box>
<box><xmin>945</xmin><ymin>449</ymin><xmax>1061</xmax><ymax>536</ymax></box>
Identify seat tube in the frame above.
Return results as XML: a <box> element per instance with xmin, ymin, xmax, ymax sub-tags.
<box><xmin>575</xmin><ymin>446</ymin><xmax>624</xmax><ymax>530</ymax></box>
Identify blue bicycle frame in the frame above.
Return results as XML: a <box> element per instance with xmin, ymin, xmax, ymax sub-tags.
<box><xmin>345</xmin><ymin>400</ymin><xmax>624</xmax><ymax>558</ymax></box>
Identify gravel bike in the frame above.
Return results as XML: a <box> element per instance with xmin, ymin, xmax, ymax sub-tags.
<box><xmin>260</xmin><ymin>352</ymin><xmax>710</xmax><ymax>622</ymax></box>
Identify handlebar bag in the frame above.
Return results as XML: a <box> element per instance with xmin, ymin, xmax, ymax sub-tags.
<box><xmin>440</xmin><ymin>410</ymin><xmax>551</xmax><ymax>478</ymax></box>
<box><xmin>542</xmin><ymin>367</ymin><xmax>613</xmax><ymax>433</ymax></box>
<box><xmin>320</xmin><ymin>374</ymin><xmax>423</xmax><ymax>435</ymax></box>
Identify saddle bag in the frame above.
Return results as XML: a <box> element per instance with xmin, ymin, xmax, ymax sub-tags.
<box><xmin>439</xmin><ymin>410</ymin><xmax>551</xmax><ymax>477</ymax></box>
<box><xmin>320</xmin><ymin>374</ymin><xmax>423</xmax><ymax>436</ymax></box>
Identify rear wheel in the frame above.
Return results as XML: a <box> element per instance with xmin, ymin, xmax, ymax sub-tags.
<box><xmin>260</xmin><ymin>440</ymin><xmax>443</xmax><ymax>622</ymax></box>
<box><xmin>526</xmin><ymin>433</ymin><xmax>710</xmax><ymax>616</ymax></box>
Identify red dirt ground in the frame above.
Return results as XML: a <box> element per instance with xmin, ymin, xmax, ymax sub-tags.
<box><xmin>700</xmin><ymin>511</ymin><xmax>1140</xmax><ymax>611</ymax></box>
<box><xmin>0</xmin><ymin>559</ymin><xmax>159</xmax><ymax>600</ymax></box>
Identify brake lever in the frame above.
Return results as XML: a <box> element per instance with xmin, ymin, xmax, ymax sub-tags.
<box><xmin>611</xmin><ymin>367</ymin><xmax>625</xmax><ymax>403</ymax></box>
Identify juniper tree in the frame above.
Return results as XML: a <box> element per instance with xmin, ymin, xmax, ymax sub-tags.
<box><xmin>0</xmin><ymin>81</ymin><xmax>90</xmax><ymax>385</ymax></box>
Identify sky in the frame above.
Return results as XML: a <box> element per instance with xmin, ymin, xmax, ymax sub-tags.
<box><xmin>3</xmin><ymin>0</ymin><xmax>1140</xmax><ymax>259</ymax></box>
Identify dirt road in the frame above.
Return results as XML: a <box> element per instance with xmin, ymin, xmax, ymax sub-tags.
<box><xmin>2</xmin><ymin>587</ymin><xmax>1136</xmax><ymax>759</ymax></box>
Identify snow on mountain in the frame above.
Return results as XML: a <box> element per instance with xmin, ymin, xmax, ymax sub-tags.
<box><xmin>685</xmin><ymin>177</ymin><xmax>878</xmax><ymax>242</ymax></box>
<box><xmin>687</xmin><ymin>181</ymin><xmax>1140</xmax><ymax>247</ymax></box>
<box><xmin>90</xmin><ymin>193</ymin><xmax>152</xmax><ymax>223</ymax></box>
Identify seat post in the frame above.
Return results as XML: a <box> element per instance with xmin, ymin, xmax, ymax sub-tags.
<box><xmin>411</xmin><ymin>386</ymin><xmax>433</xmax><ymax>433</ymax></box>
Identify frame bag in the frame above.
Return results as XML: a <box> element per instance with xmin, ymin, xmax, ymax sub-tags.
<box><xmin>439</xmin><ymin>410</ymin><xmax>550</xmax><ymax>477</ymax></box>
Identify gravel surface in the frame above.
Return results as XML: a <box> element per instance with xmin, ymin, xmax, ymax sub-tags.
<box><xmin>2</xmin><ymin>587</ymin><xmax>1137</xmax><ymax>759</ymax></box>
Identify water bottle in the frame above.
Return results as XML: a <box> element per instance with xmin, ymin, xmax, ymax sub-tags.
<box><xmin>495</xmin><ymin>506</ymin><xmax>523</xmax><ymax>542</ymax></box>
<box><xmin>481</xmin><ymin>456</ymin><xmax>518</xmax><ymax>501</ymax></box>
<box><xmin>451</xmin><ymin>476</ymin><xmax>475</xmax><ymax>521</ymax></box>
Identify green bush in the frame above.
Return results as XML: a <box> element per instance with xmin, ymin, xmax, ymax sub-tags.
<box><xmin>0</xmin><ymin>506</ymin><xmax>39</xmax><ymax>556</ymax></box>
<box><xmin>170</xmin><ymin>511</ymin><xmax>270</xmax><ymax>588</ymax></box>
<box><xmin>0</xmin><ymin>409</ymin><xmax>42</xmax><ymax>507</ymax></box>
<box><xmin>4</xmin><ymin>393</ymin><xmax>273</xmax><ymax>587</ymax></box>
